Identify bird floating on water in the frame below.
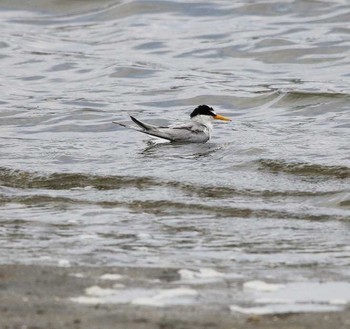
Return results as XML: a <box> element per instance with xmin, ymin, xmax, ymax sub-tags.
<box><xmin>112</xmin><ymin>105</ymin><xmax>231</xmax><ymax>143</ymax></box>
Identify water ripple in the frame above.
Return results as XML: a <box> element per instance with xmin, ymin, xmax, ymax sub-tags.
<box><xmin>1</xmin><ymin>1</ymin><xmax>350</xmax><ymax>312</ymax></box>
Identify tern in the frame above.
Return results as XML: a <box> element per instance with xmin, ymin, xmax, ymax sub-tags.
<box><xmin>112</xmin><ymin>105</ymin><xmax>231</xmax><ymax>143</ymax></box>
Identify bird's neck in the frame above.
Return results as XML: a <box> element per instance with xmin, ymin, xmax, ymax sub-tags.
<box><xmin>192</xmin><ymin>115</ymin><xmax>213</xmax><ymax>128</ymax></box>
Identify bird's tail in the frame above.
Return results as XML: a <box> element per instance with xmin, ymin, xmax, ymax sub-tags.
<box><xmin>113</xmin><ymin>116</ymin><xmax>173</xmax><ymax>141</ymax></box>
<box><xmin>130</xmin><ymin>116</ymin><xmax>156</xmax><ymax>131</ymax></box>
<box><xmin>113</xmin><ymin>116</ymin><xmax>158</xmax><ymax>131</ymax></box>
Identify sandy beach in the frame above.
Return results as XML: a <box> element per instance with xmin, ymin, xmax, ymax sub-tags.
<box><xmin>1</xmin><ymin>265</ymin><xmax>349</xmax><ymax>329</ymax></box>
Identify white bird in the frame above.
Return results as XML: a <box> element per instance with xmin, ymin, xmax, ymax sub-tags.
<box><xmin>112</xmin><ymin>105</ymin><xmax>231</xmax><ymax>143</ymax></box>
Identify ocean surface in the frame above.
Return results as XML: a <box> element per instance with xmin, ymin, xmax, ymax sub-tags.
<box><xmin>0</xmin><ymin>0</ymin><xmax>349</xmax><ymax>314</ymax></box>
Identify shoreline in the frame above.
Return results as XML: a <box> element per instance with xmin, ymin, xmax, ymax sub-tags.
<box><xmin>1</xmin><ymin>264</ymin><xmax>350</xmax><ymax>329</ymax></box>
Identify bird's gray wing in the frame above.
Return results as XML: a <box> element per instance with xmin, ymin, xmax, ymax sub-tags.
<box><xmin>159</xmin><ymin>122</ymin><xmax>209</xmax><ymax>143</ymax></box>
<box><xmin>113</xmin><ymin>117</ymin><xmax>174</xmax><ymax>141</ymax></box>
<box><xmin>113</xmin><ymin>118</ymin><xmax>208</xmax><ymax>143</ymax></box>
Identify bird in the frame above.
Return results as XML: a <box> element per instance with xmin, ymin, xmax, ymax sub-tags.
<box><xmin>112</xmin><ymin>105</ymin><xmax>231</xmax><ymax>143</ymax></box>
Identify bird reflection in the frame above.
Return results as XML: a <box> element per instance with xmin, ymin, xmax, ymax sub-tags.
<box><xmin>140</xmin><ymin>139</ymin><xmax>224</xmax><ymax>159</ymax></box>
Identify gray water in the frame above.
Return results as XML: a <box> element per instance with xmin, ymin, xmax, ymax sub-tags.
<box><xmin>0</xmin><ymin>0</ymin><xmax>350</xmax><ymax>314</ymax></box>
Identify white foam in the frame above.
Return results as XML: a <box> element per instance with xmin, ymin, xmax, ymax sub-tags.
<box><xmin>72</xmin><ymin>288</ymin><xmax>145</xmax><ymax>305</ymax></box>
<box><xmin>178</xmin><ymin>268</ymin><xmax>225</xmax><ymax>283</ymax></box>
<box><xmin>71</xmin><ymin>296</ymin><xmax>102</xmax><ymax>305</ymax></box>
<box><xmin>250</xmin><ymin>281</ymin><xmax>350</xmax><ymax>304</ymax></box>
<box><xmin>243</xmin><ymin>280</ymin><xmax>284</xmax><ymax>292</ymax></box>
<box><xmin>131</xmin><ymin>288</ymin><xmax>198</xmax><ymax>307</ymax></box>
<box><xmin>137</xmin><ymin>233</ymin><xmax>152</xmax><ymax>239</ymax></box>
<box><xmin>230</xmin><ymin>303</ymin><xmax>342</xmax><ymax>315</ymax></box>
<box><xmin>330</xmin><ymin>299</ymin><xmax>348</xmax><ymax>305</ymax></box>
<box><xmin>78</xmin><ymin>234</ymin><xmax>96</xmax><ymax>240</ymax></box>
<box><xmin>100</xmin><ymin>273</ymin><xmax>123</xmax><ymax>281</ymax></box>
<box><xmin>238</xmin><ymin>281</ymin><xmax>350</xmax><ymax>314</ymax></box>
<box><xmin>58</xmin><ymin>259</ymin><xmax>70</xmax><ymax>267</ymax></box>
<box><xmin>71</xmin><ymin>286</ymin><xmax>198</xmax><ymax>307</ymax></box>
<box><xmin>85</xmin><ymin>286</ymin><xmax>118</xmax><ymax>297</ymax></box>
<box><xmin>70</xmin><ymin>273</ymin><xmax>84</xmax><ymax>278</ymax></box>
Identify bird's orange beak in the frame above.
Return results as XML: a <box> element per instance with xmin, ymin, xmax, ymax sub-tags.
<box><xmin>213</xmin><ymin>114</ymin><xmax>231</xmax><ymax>122</ymax></box>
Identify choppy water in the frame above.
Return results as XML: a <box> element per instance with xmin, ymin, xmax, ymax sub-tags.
<box><xmin>1</xmin><ymin>0</ymin><xmax>350</xmax><ymax>314</ymax></box>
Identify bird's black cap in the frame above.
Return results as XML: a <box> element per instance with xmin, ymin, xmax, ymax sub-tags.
<box><xmin>190</xmin><ymin>105</ymin><xmax>216</xmax><ymax>118</ymax></box>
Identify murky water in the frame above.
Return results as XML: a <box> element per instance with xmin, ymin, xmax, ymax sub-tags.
<box><xmin>1</xmin><ymin>0</ymin><xmax>350</xmax><ymax>314</ymax></box>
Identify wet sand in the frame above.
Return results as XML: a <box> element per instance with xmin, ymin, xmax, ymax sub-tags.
<box><xmin>1</xmin><ymin>265</ymin><xmax>349</xmax><ymax>329</ymax></box>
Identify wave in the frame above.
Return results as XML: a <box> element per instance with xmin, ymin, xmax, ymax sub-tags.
<box><xmin>258</xmin><ymin>159</ymin><xmax>350</xmax><ymax>179</ymax></box>
<box><xmin>0</xmin><ymin>194</ymin><xmax>347</xmax><ymax>222</ymax></box>
<box><xmin>0</xmin><ymin>166</ymin><xmax>338</xmax><ymax>197</ymax></box>
<box><xmin>0</xmin><ymin>167</ymin><xmax>156</xmax><ymax>191</ymax></box>
<box><xmin>0</xmin><ymin>166</ymin><xmax>349</xmax><ymax>221</ymax></box>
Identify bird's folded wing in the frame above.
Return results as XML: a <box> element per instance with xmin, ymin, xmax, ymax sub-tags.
<box><xmin>170</xmin><ymin>122</ymin><xmax>204</xmax><ymax>133</ymax></box>
<box><xmin>157</xmin><ymin>122</ymin><xmax>208</xmax><ymax>142</ymax></box>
